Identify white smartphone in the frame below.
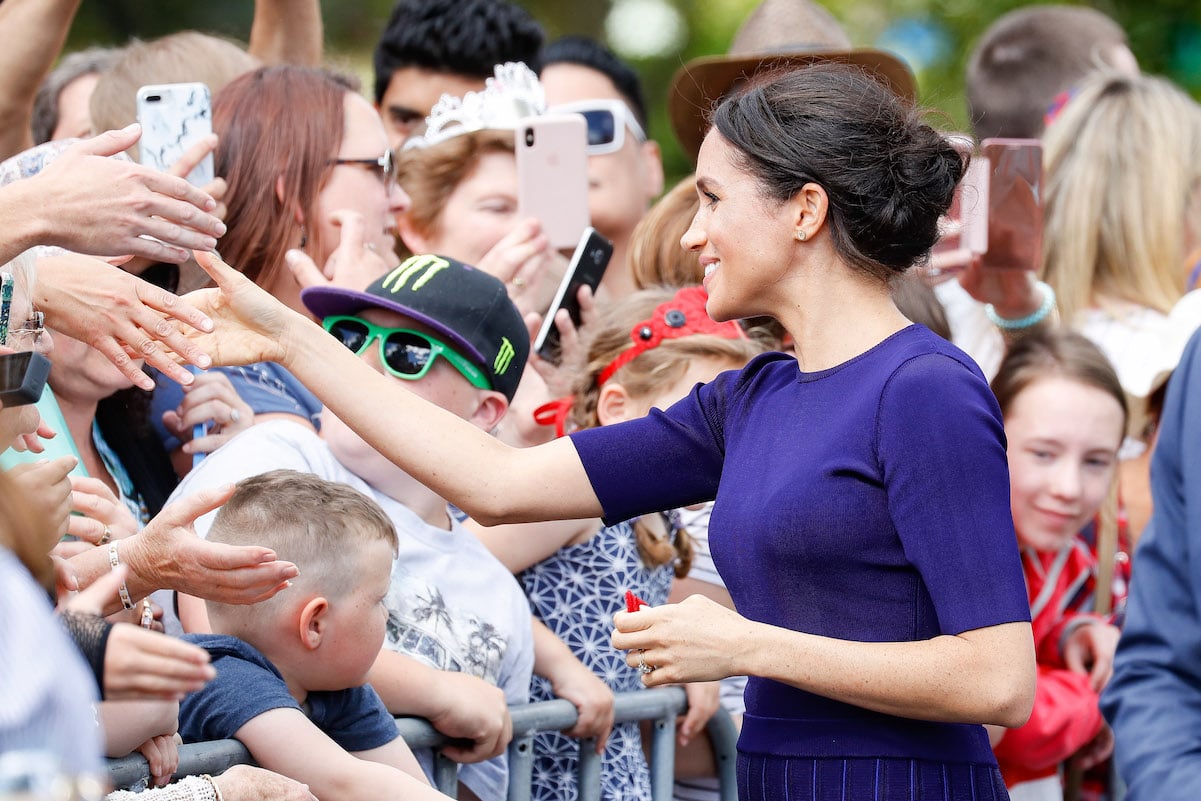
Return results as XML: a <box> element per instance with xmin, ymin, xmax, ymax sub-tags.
<box><xmin>516</xmin><ymin>113</ymin><xmax>590</xmax><ymax>251</ymax></box>
<box><xmin>136</xmin><ymin>82</ymin><xmax>214</xmax><ymax>186</ymax></box>
<box><xmin>534</xmin><ymin>227</ymin><xmax>613</xmax><ymax>363</ymax></box>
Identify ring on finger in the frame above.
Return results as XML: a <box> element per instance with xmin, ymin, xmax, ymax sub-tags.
<box><xmin>140</xmin><ymin>599</ymin><xmax>154</xmax><ymax>629</ymax></box>
<box><xmin>637</xmin><ymin>650</ymin><xmax>655</xmax><ymax>675</ymax></box>
<box><xmin>98</xmin><ymin>525</ymin><xmax>112</xmax><ymax>546</ymax></box>
<box><xmin>229</xmin><ymin>408</ymin><xmax>241</xmax><ymax>424</ymax></box>
<box><xmin>364</xmin><ymin>242</ymin><xmax>378</xmax><ymax>252</ymax></box>
<box><xmin>511</xmin><ymin>276</ymin><xmax>527</xmax><ymax>289</ymax></box>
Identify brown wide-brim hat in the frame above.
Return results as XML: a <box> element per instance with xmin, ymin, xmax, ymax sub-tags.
<box><xmin>669</xmin><ymin>48</ymin><xmax>917</xmax><ymax>161</ymax></box>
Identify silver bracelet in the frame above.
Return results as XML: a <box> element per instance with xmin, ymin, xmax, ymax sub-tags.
<box><xmin>107</xmin><ymin>542</ymin><xmax>135</xmax><ymax>610</ymax></box>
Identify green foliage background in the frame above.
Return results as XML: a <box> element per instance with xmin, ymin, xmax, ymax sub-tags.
<box><xmin>66</xmin><ymin>1</ymin><xmax>1201</xmax><ymax>183</ymax></box>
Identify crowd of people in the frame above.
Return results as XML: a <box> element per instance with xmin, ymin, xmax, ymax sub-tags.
<box><xmin>3</xmin><ymin>1</ymin><xmax>1201</xmax><ymax>800</ymax></box>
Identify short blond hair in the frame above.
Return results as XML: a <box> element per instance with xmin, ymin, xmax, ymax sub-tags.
<box><xmin>205</xmin><ymin>471</ymin><xmax>397</xmax><ymax>621</ymax></box>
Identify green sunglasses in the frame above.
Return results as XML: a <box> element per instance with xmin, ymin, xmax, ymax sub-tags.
<box><xmin>323</xmin><ymin>315</ymin><xmax>490</xmax><ymax>390</ymax></box>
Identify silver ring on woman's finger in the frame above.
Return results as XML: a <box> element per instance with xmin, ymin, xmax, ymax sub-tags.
<box><xmin>98</xmin><ymin>525</ymin><xmax>112</xmax><ymax>546</ymax></box>
<box><xmin>364</xmin><ymin>242</ymin><xmax>377</xmax><ymax>252</ymax></box>
<box><xmin>511</xmin><ymin>276</ymin><xmax>527</xmax><ymax>289</ymax></box>
<box><xmin>229</xmin><ymin>408</ymin><xmax>241</xmax><ymax>424</ymax></box>
<box><xmin>637</xmin><ymin>650</ymin><xmax>655</xmax><ymax>675</ymax></box>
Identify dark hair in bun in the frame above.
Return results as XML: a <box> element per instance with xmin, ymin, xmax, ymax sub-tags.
<box><xmin>711</xmin><ymin>62</ymin><xmax>965</xmax><ymax>281</ymax></box>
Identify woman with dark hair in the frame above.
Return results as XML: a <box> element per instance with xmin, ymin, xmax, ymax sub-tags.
<box><xmin>182</xmin><ymin>63</ymin><xmax>1036</xmax><ymax>800</ymax></box>
<box><xmin>152</xmin><ymin>65</ymin><xmax>409</xmax><ymax>468</ymax></box>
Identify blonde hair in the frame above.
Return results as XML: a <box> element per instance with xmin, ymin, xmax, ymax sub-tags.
<box><xmin>569</xmin><ymin>288</ymin><xmax>768</xmax><ymax>576</ymax></box>
<box><xmin>206</xmin><ymin>470</ymin><xmax>397</xmax><ymax>622</ymax></box>
<box><xmin>629</xmin><ymin>175</ymin><xmax>702</xmax><ymax>290</ymax></box>
<box><xmin>1042</xmin><ymin>71</ymin><xmax>1201</xmax><ymax>324</ymax></box>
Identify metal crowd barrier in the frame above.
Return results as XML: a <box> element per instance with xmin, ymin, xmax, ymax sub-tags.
<box><xmin>108</xmin><ymin>687</ymin><xmax>739</xmax><ymax>801</ymax></box>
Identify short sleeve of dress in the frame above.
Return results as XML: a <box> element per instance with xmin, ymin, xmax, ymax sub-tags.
<box><xmin>877</xmin><ymin>353</ymin><xmax>1030</xmax><ymax>635</ymax></box>
<box><xmin>570</xmin><ymin>361</ymin><xmax>752</xmax><ymax>524</ymax></box>
<box><xmin>307</xmin><ymin>685</ymin><xmax>399</xmax><ymax>753</ymax></box>
<box><xmin>177</xmin><ymin>635</ymin><xmax>302</xmax><ymax>744</ymax></box>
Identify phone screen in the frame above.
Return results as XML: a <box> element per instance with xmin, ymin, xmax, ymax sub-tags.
<box><xmin>981</xmin><ymin>138</ymin><xmax>1043</xmax><ymax>270</ymax></box>
<box><xmin>534</xmin><ymin>227</ymin><xmax>613</xmax><ymax>363</ymax></box>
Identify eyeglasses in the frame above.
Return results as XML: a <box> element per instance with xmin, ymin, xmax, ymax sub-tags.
<box><xmin>328</xmin><ymin>149</ymin><xmax>397</xmax><ymax>189</ymax></box>
<box><xmin>323</xmin><ymin>315</ymin><xmax>489</xmax><ymax>389</ymax></box>
<box><xmin>549</xmin><ymin>100</ymin><xmax>647</xmax><ymax>156</ymax></box>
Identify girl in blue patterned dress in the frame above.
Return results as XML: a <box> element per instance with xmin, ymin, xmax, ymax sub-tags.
<box><xmin>474</xmin><ymin>286</ymin><xmax>764</xmax><ymax>801</ymax></box>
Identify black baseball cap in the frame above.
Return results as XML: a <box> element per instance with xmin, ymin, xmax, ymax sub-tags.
<box><xmin>301</xmin><ymin>254</ymin><xmax>529</xmax><ymax>401</ymax></box>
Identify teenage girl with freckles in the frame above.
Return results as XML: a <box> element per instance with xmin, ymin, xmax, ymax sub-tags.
<box><xmin>180</xmin><ymin>63</ymin><xmax>1036</xmax><ymax>800</ymax></box>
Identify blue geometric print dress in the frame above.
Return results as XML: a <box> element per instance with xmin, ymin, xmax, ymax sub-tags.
<box><xmin>520</xmin><ymin>519</ymin><xmax>675</xmax><ymax>801</ymax></box>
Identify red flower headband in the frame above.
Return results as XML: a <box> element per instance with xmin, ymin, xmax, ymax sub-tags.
<box><xmin>534</xmin><ymin>286</ymin><xmax>746</xmax><ymax>437</ymax></box>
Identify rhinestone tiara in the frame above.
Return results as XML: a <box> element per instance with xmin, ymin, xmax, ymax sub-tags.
<box><xmin>404</xmin><ymin>61</ymin><xmax>545</xmax><ymax>150</ymax></box>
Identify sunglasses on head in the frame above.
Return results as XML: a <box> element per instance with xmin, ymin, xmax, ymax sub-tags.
<box><xmin>550</xmin><ymin>100</ymin><xmax>647</xmax><ymax>156</ymax></box>
<box><xmin>328</xmin><ymin>148</ymin><xmax>397</xmax><ymax>189</ymax></box>
<box><xmin>323</xmin><ymin>315</ymin><xmax>489</xmax><ymax>389</ymax></box>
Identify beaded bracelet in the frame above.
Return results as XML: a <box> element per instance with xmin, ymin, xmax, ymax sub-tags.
<box><xmin>984</xmin><ymin>280</ymin><xmax>1056</xmax><ymax>330</ymax></box>
<box><xmin>107</xmin><ymin>541</ymin><xmax>135</xmax><ymax>610</ymax></box>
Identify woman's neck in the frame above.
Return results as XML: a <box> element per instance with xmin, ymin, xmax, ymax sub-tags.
<box><xmin>775</xmin><ymin>259</ymin><xmax>911</xmax><ymax>372</ymax></box>
<box><xmin>53</xmin><ymin>389</ymin><xmax>112</xmax><ymax>488</ymax></box>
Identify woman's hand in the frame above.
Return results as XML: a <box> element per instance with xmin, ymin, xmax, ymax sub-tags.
<box><xmin>35</xmin><ymin>252</ymin><xmax>215</xmax><ymax>390</ymax></box>
<box><xmin>475</xmin><ymin>219</ymin><xmax>559</xmax><ymax>317</ymax></box>
<box><xmin>212</xmin><ymin>765</ymin><xmax>318</xmax><ymax>801</ymax></box>
<box><xmin>121</xmin><ymin>483</ymin><xmax>299</xmax><ymax>605</ymax></box>
<box><xmin>161</xmin><ymin>371</ymin><xmax>255</xmax><ymax>456</ymax></box>
<box><xmin>1062</xmin><ymin>621</ymin><xmax>1121</xmax><ymax>693</ymax></box>
<box><xmin>612</xmin><ymin>595</ymin><xmax>747</xmax><ymax>687</ymax></box>
<box><xmin>181</xmin><ymin>250</ymin><xmax>302</xmax><ymax>369</ymax></box>
<box><xmin>136</xmin><ymin>733</ymin><xmax>181</xmax><ymax>787</ymax></box>
<box><xmin>286</xmin><ymin>210</ymin><xmax>392</xmax><ymax>294</ymax></box>
<box><xmin>550</xmin><ymin>656</ymin><xmax>615</xmax><ymax>753</ymax></box>
<box><xmin>66</xmin><ymin>475</ymin><xmax>139</xmax><ymax>545</ymax></box>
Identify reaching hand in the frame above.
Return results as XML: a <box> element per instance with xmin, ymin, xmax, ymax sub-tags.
<box><xmin>66</xmin><ymin>475</ymin><xmax>139</xmax><ymax>545</ymax></box>
<box><xmin>1062</xmin><ymin>621</ymin><xmax>1121</xmax><ymax>693</ymax></box>
<box><xmin>29</xmin><ymin>125</ymin><xmax>226</xmax><ymax>263</ymax></box>
<box><xmin>5</xmin><ymin>455</ymin><xmax>76</xmax><ymax>552</ymax></box>
<box><xmin>36</xmin><ymin>252</ymin><xmax>215</xmax><ymax>390</ymax></box>
<box><xmin>475</xmin><ymin>219</ymin><xmax>559</xmax><ymax>318</ymax></box>
<box><xmin>161</xmin><ymin>371</ymin><xmax>255</xmax><ymax>457</ymax></box>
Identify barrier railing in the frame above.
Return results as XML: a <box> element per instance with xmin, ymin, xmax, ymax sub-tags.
<box><xmin>108</xmin><ymin>687</ymin><xmax>739</xmax><ymax>801</ymax></box>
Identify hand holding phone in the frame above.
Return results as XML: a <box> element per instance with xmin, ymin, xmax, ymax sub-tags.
<box><xmin>136</xmin><ymin>82</ymin><xmax>214</xmax><ymax>186</ymax></box>
<box><xmin>517</xmin><ymin>113</ymin><xmax>590</xmax><ymax>251</ymax></box>
<box><xmin>980</xmin><ymin>138</ymin><xmax>1043</xmax><ymax>270</ymax></box>
<box><xmin>534</xmin><ymin>227</ymin><xmax>612</xmax><ymax>363</ymax></box>
<box><xmin>0</xmin><ymin>351</ymin><xmax>51</xmax><ymax>407</ymax></box>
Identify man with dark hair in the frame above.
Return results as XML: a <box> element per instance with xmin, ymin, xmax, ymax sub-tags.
<box><xmin>966</xmin><ymin>4</ymin><xmax>1137</xmax><ymax>141</ymax></box>
<box><xmin>372</xmin><ymin>0</ymin><xmax>544</xmax><ymax>148</ymax></box>
<box><xmin>539</xmin><ymin>36</ymin><xmax>663</xmax><ymax>298</ymax></box>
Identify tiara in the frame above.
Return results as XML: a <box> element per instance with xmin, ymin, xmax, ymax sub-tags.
<box><xmin>404</xmin><ymin>62</ymin><xmax>546</xmax><ymax>150</ymax></box>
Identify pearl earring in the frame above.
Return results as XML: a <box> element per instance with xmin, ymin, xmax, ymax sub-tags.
<box><xmin>796</xmin><ymin>230</ymin><xmax>807</xmax><ymax>242</ymax></box>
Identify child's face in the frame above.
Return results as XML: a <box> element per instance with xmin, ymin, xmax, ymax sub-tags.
<box><xmin>1005</xmin><ymin>376</ymin><xmax>1124</xmax><ymax>552</ymax></box>
<box><xmin>624</xmin><ymin>355</ymin><xmax>743</xmax><ymax>421</ymax></box>
<box><xmin>316</xmin><ymin>537</ymin><xmax>394</xmax><ymax>689</ymax></box>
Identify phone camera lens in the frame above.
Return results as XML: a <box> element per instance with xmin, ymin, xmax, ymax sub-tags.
<box><xmin>524</xmin><ymin>128</ymin><xmax>535</xmax><ymax>147</ymax></box>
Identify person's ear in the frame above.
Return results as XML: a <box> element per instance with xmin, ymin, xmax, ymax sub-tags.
<box><xmin>275</xmin><ymin>176</ymin><xmax>305</xmax><ymax>225</ymax></box>
<box><xmin>639</xmin><ymin>140</ymin><xmax>665</xmax><ymax>200</ymax></box>
<box><xmin>596</xmin><ymin>382</ymin><xmax>637</xmax><ymax>425</ymax></box>
<box><xmin>396</xmin><ymin>212</ymin><xmax>433</xmax><ymax>255</ymax></box>
<box><xmin>297</xmin><ymin>596</ymin><xmax>329</xmax><ymax>651</ymax></box>
<box><xmin>791</xmin><ymin>182</ymin><xmax>829</xmax><ymax>242</ymax></box>
<box><xmin>467</xmin><ymin>391</ymin><xmax>508</xmax><ymax>432</ymax></box>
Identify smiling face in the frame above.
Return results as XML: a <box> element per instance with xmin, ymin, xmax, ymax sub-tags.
<box><xmin>682</xmin><ymin>132</ymin><xmax>796</xmax><ymax>323</ymax></box>
<box><xmin>1005</xmin><ymin>375</ymin><xmax>1125</xmax><ymax>551</ymax></box>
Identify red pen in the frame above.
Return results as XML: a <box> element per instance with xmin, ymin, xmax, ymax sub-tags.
<box><xmin>625</xmin><ymin>590</ymin><xmax>649</xmax><ymax>613</ymax></box>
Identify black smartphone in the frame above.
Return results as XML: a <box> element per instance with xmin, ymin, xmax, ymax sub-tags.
<box><xmin>0</xmin><ymin>351</ymin><xmax>51</xmax><ymax>407</ymax></box>
<box><xmin>534</xmin><ymin>227</ymin><xmax>613</xmax><ymax>363</ymax></box>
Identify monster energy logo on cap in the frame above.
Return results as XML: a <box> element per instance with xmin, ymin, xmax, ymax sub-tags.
<box><xmin>494</xmin><ymin>337</ymin><xmax>516</xmax><ymax>376</ymax></box>
<box><xmin>382</xmin><ymin>254</ymin><xmax>450</xmax><ymax>293</ymax></box>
